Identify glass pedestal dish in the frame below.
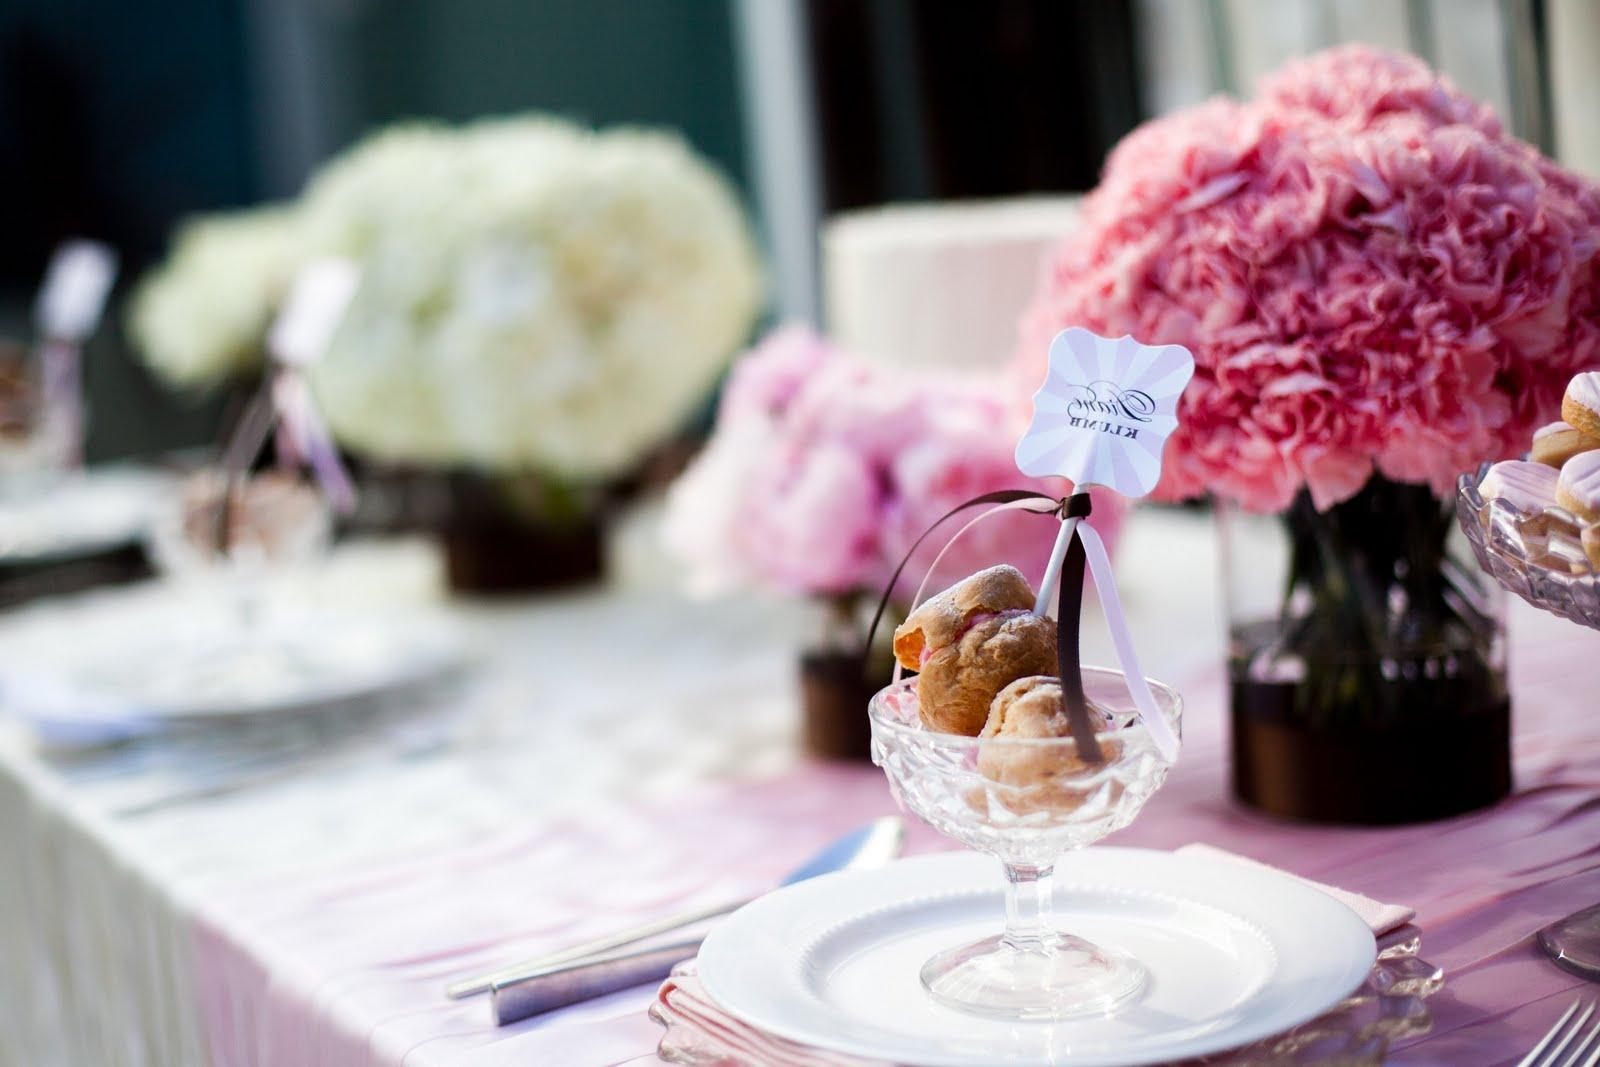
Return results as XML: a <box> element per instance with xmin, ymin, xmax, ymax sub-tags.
<box><xmin>868</xmin><ymin>668</ymin><xmax>1181</xmax><ymax>1021</ymax></box>
<box><xmin>1457</xmin><ymin>463</ymin><xmax>1600</xmax><ymax>630</ymax></box>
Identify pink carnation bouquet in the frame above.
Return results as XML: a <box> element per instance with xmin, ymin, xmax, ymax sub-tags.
<box><xmin>1017</xmin><ymin>46</ymin><xmax>1600</xmax><ymax>749</ymax></box>
<box><xmin>665</xmin><ymin>326</ymin><xmax>1122</xmax><ymax>652</ymax></box>
<box><xmin>1020</xmin><ymin>45</ymin><xmax>1600</xmax><ymax>512</ymax></box>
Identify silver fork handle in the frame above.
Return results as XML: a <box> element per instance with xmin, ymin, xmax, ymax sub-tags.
<box><xmin>1520</xmin><ymin>1000</ymin><xmax>1600</xmax><ymax>1067</ymax></box>
<box><xmin>444</xmin><ymin>895</ymin><xmax>747</xmax><ymax>999</ymax></box>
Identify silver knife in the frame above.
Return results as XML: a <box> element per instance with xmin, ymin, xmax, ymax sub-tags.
<box><xmin>447</xmin><ymin>815</ymin><xmax>904</xmax><ymax>1000</ymax></box>
<box><xmin>461</xmin><ymin>816</ymin><xmax>904</xmax><ymax>1025</ymax></box>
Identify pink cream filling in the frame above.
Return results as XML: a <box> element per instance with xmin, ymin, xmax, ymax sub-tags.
<box><xmin>918</xmin><ymin>607</ymin><xmax>1033</xmax><ymax>666</ymax></box>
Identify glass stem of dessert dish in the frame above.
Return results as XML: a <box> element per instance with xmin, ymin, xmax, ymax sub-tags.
<box><xmin>921</xmin><ymin>849</ymin><xmax>1148</xmax><ymax>1020</ymax></box>
<box><xmin>870</xmin><ymin>565</ymin><xmax>1182</xmax><ymax>1021</ymax></box>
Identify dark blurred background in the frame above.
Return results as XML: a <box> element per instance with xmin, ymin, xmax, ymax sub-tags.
<box><xmin>0</xmin><ymin>0</ymin><xmax>1575</xmax><ymax>461</ymax></box>
<box><xmin>0</xmin><ymin>0</ymin><xmax>1150</xmax><ymax>463</ymax></box>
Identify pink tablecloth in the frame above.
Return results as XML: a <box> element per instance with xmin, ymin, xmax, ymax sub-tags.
<box><xmin>188</xmin><ymin>622</ymin><xmax>1600</xmax><ymax>1067</ymax></box>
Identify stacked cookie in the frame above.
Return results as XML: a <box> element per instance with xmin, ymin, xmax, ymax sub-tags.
<box><xmin>1479</xmin><ymin>371</ymin><xmax>1600</xmax><ymax>570</ymax></box>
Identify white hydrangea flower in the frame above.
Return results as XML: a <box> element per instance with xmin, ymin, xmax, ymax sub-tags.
<box><xmin>303</xmin><ymin>117</ymin><xmax>764</xmax><ymax>479</ymax></box>
<box><xmin>128</xmin><ymin>205</ymin><xmax>302</xmax><ymax>387</ymax></box>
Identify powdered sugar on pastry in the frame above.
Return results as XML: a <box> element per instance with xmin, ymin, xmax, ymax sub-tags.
<box><xmin>1562</xmin><ymin>372</ymin><xmax>1600</xmax><ymax>440</ymax></box>
<box><xmin>1557</xmin><ymin>450</ymin><xmax>1600</xmax><ymax>523</ymax></box>
<box><xmin>1536</xmin><ymin>420</ymin><xmax>1575</xmax><ymax>441</ymax></box>
<box><xmin>1480</xmin><ymin>459</ymin><xmax>1558</xmax><ymax>513</ymax></box>
<box><xmin>1531</xmin><ymin>420</ymin><xmax>1600</xmax><ymax>468</ymax></box>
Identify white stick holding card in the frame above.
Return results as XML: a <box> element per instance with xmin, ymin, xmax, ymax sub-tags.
<box><xmin>33</xmin><ymin>240</ymin><xmax>118</xmax><ymax>469</ymax></box>
<box><xmin>1015</xmin><ymin>328</ymin><xmax>1195</xmax><ymax>763</ymax></box>
<box><xmin>217</xmin><ymin>258</ymin><xmax>361</xmax><ymax>512</ymax></box>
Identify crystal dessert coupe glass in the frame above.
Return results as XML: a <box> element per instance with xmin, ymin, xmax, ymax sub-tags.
<box><xmin>869</xmin><ymin>666</ymin><xmax>1182</xmax><ymax>1021</ymax></box>
<box><xmin>148</xmin><ymin>468</ymin><xmax>331</xmax><ymax>581</ymax></box>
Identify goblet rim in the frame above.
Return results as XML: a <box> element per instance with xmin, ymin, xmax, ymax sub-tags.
<box><xmin>867</xmin><ymin>667</ymin><xmax>1182</xmax><ymax>753</ymax></box>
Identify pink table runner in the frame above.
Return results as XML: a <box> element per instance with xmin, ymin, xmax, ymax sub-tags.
<box><xmin>188</xmin><ymin>620</ymin><xmax>1600</xmax><ymax>1067</ymax></box>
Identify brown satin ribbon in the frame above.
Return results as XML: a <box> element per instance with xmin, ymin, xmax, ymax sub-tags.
<box><xmin>1056</xmin><ymin>494</ymin><xmax>1103</xmax><ymax>763</ymax></box>
<box><xmin>864</xmin><ymin>488</ymin><xmax>1104</xmax><ymax>764</ymax></box>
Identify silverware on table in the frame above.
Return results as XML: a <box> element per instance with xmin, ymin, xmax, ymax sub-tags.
<box><xmin>447</xmin><ymin>897</ymin><xmax>740</xmax><ymax>1000</ymax></box>
<box><xmin>442</xmin><ymin>815</ymin><xmax>905</xmax><ymax>1024</ymax></box>
<box><xmin>1518</xmin><ymin>999</ymin><xmax>1600</xmax><ymax>1067</ymax></box>
<box><xmin>489</xmin><ymin>937</ymin><xmax>708</xmax><ymax>1024</ymax></box>
<box><xmin>1542</xmin><ymin>905</ymin><xmax>1600</xmax><ymax>982</ymax></box>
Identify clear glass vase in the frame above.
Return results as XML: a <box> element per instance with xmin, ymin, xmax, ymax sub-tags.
<box><xmin>1219</xmin><ymin>475</ymin><xmax>1510</xmax><ymax>824</ymax></box>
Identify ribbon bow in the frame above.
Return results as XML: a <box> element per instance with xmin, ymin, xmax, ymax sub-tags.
<box><xmin>272</xmin><ymin>370</ymin><xmax>356</xmax><ymax>514</ymax></box>
<box><xmin>865</xmin><ymin>487</ymin><xmax>1180</xmax><ymax>765</ymax></box>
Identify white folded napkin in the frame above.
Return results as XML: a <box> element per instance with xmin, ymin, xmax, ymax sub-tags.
<box><xmin>1176</xmin><ymin>843</ymin><xmax>1416</xmax><ymax>934</ymax></box>
<box><xmin>651</xmin><ymin>844</ymin><xmax>1414</xmax><ymax>1066</ymax></box>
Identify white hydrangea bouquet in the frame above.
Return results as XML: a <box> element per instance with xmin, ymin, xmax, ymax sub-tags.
<box><xmin>298</xmin><ymin>118</ymin><xmax>762</xmax><ymax>481</ymax></box>
<box><xmin>129</xmin><ymin>205</ymin><xmax>304</xmax><ymax>388</ymax></box>
<box><xmin>130</xmin><ymin>115</ymin><xmax>762</xmax><ymax>589</ymax></box>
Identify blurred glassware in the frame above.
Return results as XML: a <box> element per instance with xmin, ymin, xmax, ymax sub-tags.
<box><xmin>146</xmin><ymin>466</ymin><xmax>334</xmax><ymax>682</ymax></box>
<box><xmin>147</xmin><ymin>467</ymin><xmax>331</xmax><ymax>580</ymax></box>
<box><xmin>0</xmin><ymin>341</ymin><xmax>58</xmax><ymax>489</ymax></box>
<box><xmin>868</xmin><ymin>669</ymin><xmax>1181</xmax><ymax>1020</ymax></box>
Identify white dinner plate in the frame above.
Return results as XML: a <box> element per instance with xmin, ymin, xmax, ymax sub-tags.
<box><xmin>0</xmin><ymin>466</ymin><xmax>171</xmax><ymax>566</ymax></box>
<box><xmin>0</xmin><ymin>587</ymin><xmax>469</xmax><ymax>743</ymax></box>
<box><xmin>85</xmin><ymin>610</ymin><xmax>470</xmax><ymax>722</ymax></box>
<box><xmin>698</xmin><ymin>848</ymin><xmax>1376</xmax><ymax>1067</ymax></box>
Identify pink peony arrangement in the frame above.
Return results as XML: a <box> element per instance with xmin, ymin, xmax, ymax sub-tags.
<box><xmin>1018</xmin><ymin>45</ymin><xmax>1600</xmax><ymax>512</ymax></box>
<box><xmin>665</xmin><ymin>326</ymin><xmax>1122</xmax><ymax>606</ymax></box>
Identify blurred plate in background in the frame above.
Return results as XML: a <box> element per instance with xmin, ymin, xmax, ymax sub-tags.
<box><xmin>0</xmin><ymin>579</ymin><xmax>469</xmax><ymax>745</ymax></box>
<box><xmin>0</xmin><ymin>466</ymin><xmax>172</xmax><ymax>567</ymax></box>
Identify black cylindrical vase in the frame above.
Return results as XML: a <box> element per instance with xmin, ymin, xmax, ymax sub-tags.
<box><xmin>1231</xmin><ymin>686</ymin><xmax>1511</xmax><ymax>824</ymax></box>
<box><xmin>798</xmin><ymin>649</ymin><xmax>885</xmax><ymax>762</ymax></box>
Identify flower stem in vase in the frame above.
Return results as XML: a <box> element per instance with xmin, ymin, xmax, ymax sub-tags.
<box><xmin>1228</xmin><ymin>475</ymin><xmax>1511</xmax><ymax>823</ymax></box>
<box><xmin>1279</xmin><ymin>477</ymin><xmax>1499</xmax><ymax>724</ymax></box>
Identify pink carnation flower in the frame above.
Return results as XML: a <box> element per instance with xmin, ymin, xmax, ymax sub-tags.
<box><xmin>668</xmin><ymin>325</ymin><xmax>1124</xmax><ymax>603</ymax></box>
<box><xmin>1017</xmin><ymin>45</ymin><xmax>1600</xmax><ymax>512</ymax></box>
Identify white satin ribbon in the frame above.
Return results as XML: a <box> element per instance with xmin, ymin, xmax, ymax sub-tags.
<box><xmin>892</xmin><ymin>496</ymin><xmax>1181</xmax><ymax>763</ymax></box>
<box><xmin>1077</xmin><ymin>521</ymin><xmax>1182</xmax><ymax>762</ymax></box>
<box><xmin>272</xmin><ymin>371</ymin><xmax>356</xmax><ymax>514</ymax></box>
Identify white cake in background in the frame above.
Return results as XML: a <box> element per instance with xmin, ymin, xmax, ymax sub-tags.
<box><xmin>822</xmin><ymin>196</ymin><xmax>1081</xmax><ymax>371</ymax></box>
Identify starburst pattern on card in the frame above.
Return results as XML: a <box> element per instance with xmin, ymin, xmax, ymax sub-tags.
<box><xmin>1015</xmin><ymin>328</ymin><xmax>1195</xmax><ymax>498</ymax></box>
